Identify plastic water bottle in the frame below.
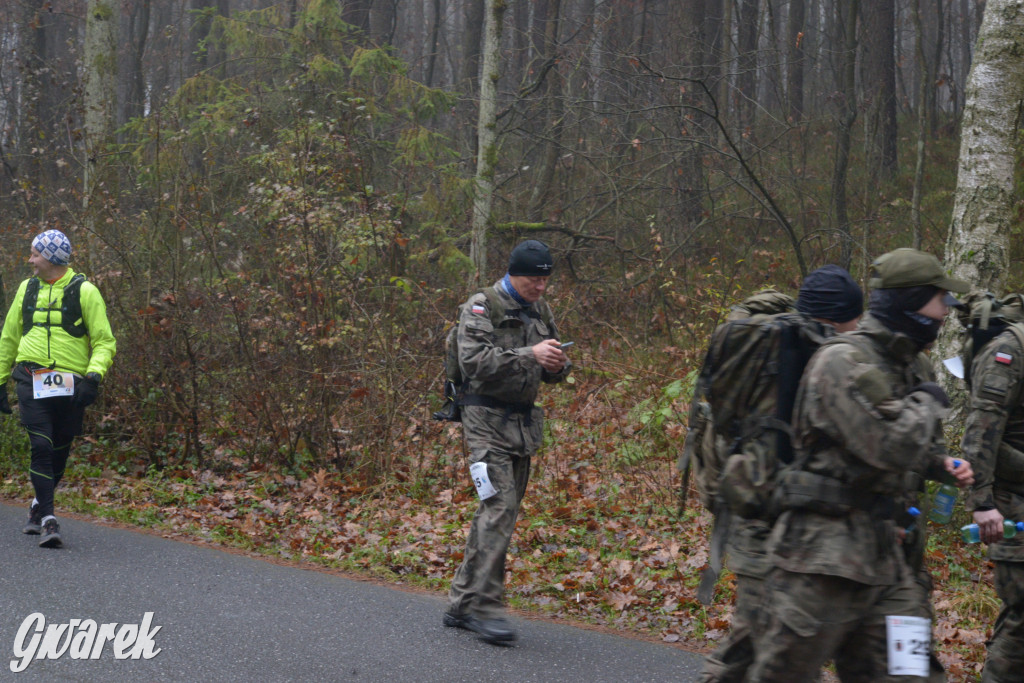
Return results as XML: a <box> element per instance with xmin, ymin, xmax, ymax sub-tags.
<box><xmin>928</xmin><ymin>460</ymin><xmax>961</xmax><ymax>524</ymax></box>
<box><xmin>961</xmin><ymin>520</ymin><xmax>1024</xmax><ymax>544</ymax></box>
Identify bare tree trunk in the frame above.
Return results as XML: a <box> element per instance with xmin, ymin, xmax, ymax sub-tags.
<box><xmin>470</xmin><ymin>0</ymin><xmax>507</xmax><ymax>285</ymax></box>
<box><xmin>83</xmin><ymin>0</ymin><xmax>119</xmax><ymax>256</ymax></box>
<box><xmin>672</xmin><ymin>0</ymin><xmax>710</xmax><ymax>241</ymax></box>
<box><xmin>19</xmin><ymin>3</ymin><xmax>74</xmax><ymax>219</ymax></box>
<box><xmin>911</xmin><ymin>0</ymin><xmax>929</xmax><ymax>249</ymax></box>
<box><xmin>425</xmin><ymin>0</ymin><xmax>443</xmax><ymax>86</ymax></box>
<box><xmin>787</xmin><ymin>0</ymin><xmax>806</xmax><ymax>121</ymax></box>
<box><xmin>459</xmin><ymin>0</ymin><xmax>487</xmax><ymax>158</ymax></box>
<box><xmin>937</xmin><ymin>0</ymin><xmax>1024</xmax><ymax>406</ymax></box>
<box><xmin>121</xmin><ymin>0</ymin><xmax>151</xmax><ymax>126</ymax></box>
<box><xmin>943</xmin><ymin>0</ymin><xmax>1024</xmax><ymax>296</ymax></box>
<box><xmin>460</xmin><ymin>0</ymin><xmax>485</xmax><ymax>90</ymax></box>
<box><xmin>526</xmin><ymin>0</ymin><xmax>563</xmax><ymax>223</ymax></box>
<box><xmin>956</xmin><ymin>0</ymin><xmax>972</xmax><ymax>118</ymax></box>
<box><xmin>148</xmin><ymin>2</ymin><xmax>175</xmax><ymax>112</ymax></box>
<box><xmin>860</xmin><ymin>0</ymin><xmax>897</xmax><ymax>180</ymax></box>
<box><xmin>288</xmin><ymin>0</ymin><xmax>300</xmax><ymax>28</ymax></box>
<box><xmin>370</xmin><ymin>0</ymin><xmax>399</xmax><ymax>44</ymax></box>
<box><xmin>343</xmin><ymin>0</ymin><xmax>373</xmax><ymax>33</ymax></box>
<box><xmin>831</xmin><ymin>0</ymin><xmax>858</xmax><ymax>269</ymax></box>
<box><xmin>927</xmin><ymin>0</ymin><xmax>945</xmax><ymax>136</ymax></box>
<box><xmin>736</xmin><ymin>0</ymin><xmax>759</xmax><ymax>138</ymax></box>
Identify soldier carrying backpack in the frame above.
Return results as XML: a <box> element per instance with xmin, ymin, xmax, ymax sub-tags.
<box><xmin>692</xmin><ymin>265</ymin><xmax>864</xmax><ymax>683</ymax></box>
<box><xmin>958</xmin><ymin>291</ymin><xmax>1024</xmax><ymax>682</ymax></box>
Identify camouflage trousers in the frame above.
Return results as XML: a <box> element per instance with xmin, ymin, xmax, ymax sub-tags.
<box><xmin>749</xmin><ymin>568</ymin><xmax>944</xmax><ymax>683</ymax></box>
<box><xmin>447</xmin><ymin>405</ymin><xmax>541</xmax><ymax>619</ymax></box>
<box><xmin>982</xmin><ymin>561</ymin><xmax>1024</xmax><ymax>683</ymax></box>
<box><xmin>699</xmin><ymin>517</ymin><xmax>773</xmax><ymax>683</ymax></box>
<box><xmin>699</xmin><ymin>572</ymin><xmax>766</xmax><ymax>683</ymax></box>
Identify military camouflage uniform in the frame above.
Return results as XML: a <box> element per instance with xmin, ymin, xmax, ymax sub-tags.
<box><xmin>962</xmin><ymin>325</ymin><xmax>1024</xmax><ymax>683</ymax></box>
<box><xmin>749</xmin><ymin>315</ymin><xmax>950</xmax><ymax>683</ymax></box>
<box><xmin>447</xmin><ymin>281</ymin><xmax>570</xmax><ymax>620</ymax></box>
<box><xmin>698</xmin><ymin>516</ymin><xmax>773</xmax><ymax>683</ymax></box>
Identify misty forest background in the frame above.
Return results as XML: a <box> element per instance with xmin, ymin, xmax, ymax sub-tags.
<box><xmin>0</xmin><ymin>1</ymin><xmax>1021</xmax><ymax>678</ymax></box>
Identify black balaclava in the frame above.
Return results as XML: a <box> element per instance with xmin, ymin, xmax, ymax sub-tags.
<box><xmin>869</xmin><ymin>285</ymin><xmax>942</xmax><ymax>349</ymax></box>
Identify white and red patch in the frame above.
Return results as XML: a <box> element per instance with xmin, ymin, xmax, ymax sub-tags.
<box><xmin>471</xmin><ymin>304</ymin><xmax>487</xmax><ymax>315</ymax></box>
<box><xmin>996</xmin><ymin>352</ymin><xmax>1014</xmax><ymax>365</ymax></box>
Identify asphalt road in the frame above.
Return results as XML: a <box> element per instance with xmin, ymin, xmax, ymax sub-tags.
<box><xmin>0</xmin><ymin>502</ymin><xmax>705</xmax><ymax>682</ymax></box>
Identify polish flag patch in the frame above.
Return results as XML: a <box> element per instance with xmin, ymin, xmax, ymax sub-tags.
<box><xmin>471</xmin><ymin>304</ymin><xmax>487</xmax><ymax>315</ymax></box>
<box><xmin>996</xmin><ymin>352</ymin><xmax>1013</xmax><ymax>365</ymax></box>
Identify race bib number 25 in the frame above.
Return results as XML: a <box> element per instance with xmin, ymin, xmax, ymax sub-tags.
<box><xmin>886</xmin><ymin>615</ymin><xmax>931</xmax><ymax>676</ymax></box>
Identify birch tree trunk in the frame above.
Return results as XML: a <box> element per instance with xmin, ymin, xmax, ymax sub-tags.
<box><xmin>83</xmin><ymin>0</ymin><xmax>118</xmax><ymax>228</ymax></box>
<box><xmin>469</xmin><ymin>0</ymin><xmax>507</xmax><ymax>286</ymax></box>
<box><xmin>936</xmin><ymin>0</ymin><xmax>1024</xmax><ymax>404</ymax></box>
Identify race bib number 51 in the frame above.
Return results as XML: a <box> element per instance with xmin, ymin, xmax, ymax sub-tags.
<box><xmin>886</xmin><ymin>615</ymin><xmax>931</xmax><ymax>676</ymax></box>
<box><xmin>469</xmin><ymin>462</ymin><xmax>497</xmax><ymax>501</ymax></box>
<box><xmin>32</xmin><ymin>370</ymin><xmax>75</xmax><ymax>399</ymax></box>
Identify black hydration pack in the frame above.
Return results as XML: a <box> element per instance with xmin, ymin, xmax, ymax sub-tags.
<box><xmin>22</xmin><ymin>274</ymin><xmax>88</xmax><ymax>338</ymax></box>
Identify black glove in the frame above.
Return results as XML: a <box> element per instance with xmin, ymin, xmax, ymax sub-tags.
<box><xmin>0</xmin><ymin>386</ymin><xmax>10</xmax><ymax>415</ymax></box>
<box><xmin>912</xmin><ymin>381</ymin><xmax>950</xmax><ymax>408</ymax></box>
<box><xmin>74</xmin><ymin>372</ymin><xmax>101</xmax><ymax>408</ymax></box>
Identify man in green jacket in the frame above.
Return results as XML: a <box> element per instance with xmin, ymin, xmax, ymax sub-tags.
<box><xmin>0</xmin><ymin>229</ymin><xmax>116</xmax><ymax>548</ymax></box>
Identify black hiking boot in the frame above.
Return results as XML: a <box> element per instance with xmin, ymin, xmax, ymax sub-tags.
<box><xmin>463</xmin><ymin>616</ymin><xmax>516</xmax><ymax>645</ymax></box>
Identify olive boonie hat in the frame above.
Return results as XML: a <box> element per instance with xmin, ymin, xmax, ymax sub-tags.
<box><xmin>868</xmin><ymin>248</ymin><xmax>970</xmax><ymax>293</ymax></box>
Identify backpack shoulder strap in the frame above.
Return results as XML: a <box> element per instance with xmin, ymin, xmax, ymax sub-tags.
<box><xmin>60</xmin><ymin>274</ymin><xmax>88</xmax><ymax>338</ymax></box>
<box><xmin>999</xmin><ymin>323</ymin><xmax>1024</xmax><ymax>406</ymax></box>
<box><xmin>481</xmin><ymin>286</ymin><xmax>506</xmax><ymax>329</ymax></box>
<box><xmin>21</xmin><ymin>277</ymin><xmax>40</xmax><ymax>335</ymax></box>
<box><xmin>535</xmin><ymin>297</ymin><xmax>554</xmax><ymax>327</ymax></box>
<box><xmin>1005</xmin><ymin>322</ymin><xmax>1024</xmax><ymax>354</ymax></box>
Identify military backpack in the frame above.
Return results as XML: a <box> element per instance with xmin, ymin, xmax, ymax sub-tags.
<box><xmin>683</xmin><ymin>289</ymin><xmax>832</xmax><ymax>604</ymax></box>
<box><xmin>683</xmin><ymin>289</ymin><xmax>829</xmax><ymax>518</ymax></box>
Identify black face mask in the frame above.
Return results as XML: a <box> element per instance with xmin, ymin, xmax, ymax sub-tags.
<box><xmin>869</xmin><ymin>286</ymin><xmax>943</xmax><ymax>350</ymax></box>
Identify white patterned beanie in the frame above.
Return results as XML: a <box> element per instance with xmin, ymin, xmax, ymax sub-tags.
<box><xmin>32</xmin><ymin>229</ymin><xmax>72</xmax><ymax>266</ymax></box>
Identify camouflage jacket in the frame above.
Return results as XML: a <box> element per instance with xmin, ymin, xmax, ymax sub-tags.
<box><xmin>962</xmin><ymin>326</ymin><xmax>1024</xmax><ymax>561</ymax></box>
<box><xmin>457</xmin><ymin>280</ymin><xmax>570</xmax><ymax>406</ymax></box>
<box><xmin>768</xmin><ymin>315</ymin><xmax>949</xmax><ymax>585</ymax></box>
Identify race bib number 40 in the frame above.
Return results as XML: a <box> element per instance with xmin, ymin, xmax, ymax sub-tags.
<box><xmin>32</xmin><ymin>370</ymin><xmax>75</xmax><ymax>399</ymax></box>
<box><xmin>886</xmin><ymin>615</ymin><xmax>931</xmax><ymax>676</ymax></box>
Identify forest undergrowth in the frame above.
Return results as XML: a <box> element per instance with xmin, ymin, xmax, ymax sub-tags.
<box><xmin>0</xmin><ymin>350</ymin><xmax>997</xmax><ymax>681</ymax></box>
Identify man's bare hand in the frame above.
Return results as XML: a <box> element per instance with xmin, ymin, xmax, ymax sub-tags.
<box><xmin>974</xmin><ymin>508</ymin><xmax>1005</xmax><ymax>544</ymax></box>
<box><xmin>533</xmin><ymin>339</ymin><xmax>566</xmax><ymax>372</ymax></box>
<box><xmin>947</xmin><ymin>457</ymin><xmax>975</xmax><ymax>488</ymax></box>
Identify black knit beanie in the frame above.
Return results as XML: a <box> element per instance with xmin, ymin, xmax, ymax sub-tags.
<box><xmin>796</xmin><ymin>265</ymin><xmax>864</xmax><ymax>323</ymax></box>
<box><xmin>508</xmin><ymin>240</ymin><xmax>554</xmax><ymax>276</ymax></box>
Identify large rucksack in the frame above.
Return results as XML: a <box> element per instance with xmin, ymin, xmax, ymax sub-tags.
<box><xmin>682</xmin><ymin>289</ymin><xmax>831</xmax><ymax>604</ymax></box>
<box><xmin>683</xmin><ymin>289</ymin><xmax>828</xmax><ymax>517</ymax></box>
<box><xmin>432</xmin><ymin>286</ymin><xmax>552</xmax><ymax>421</ymax></box>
